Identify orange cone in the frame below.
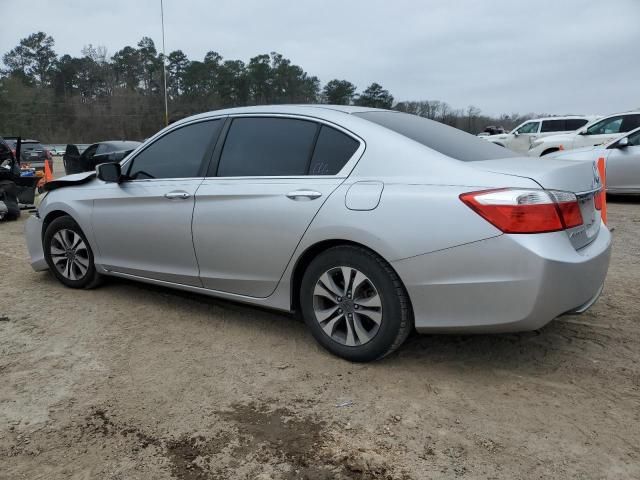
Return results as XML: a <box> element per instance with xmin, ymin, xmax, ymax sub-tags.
<box><xmin>44</xmin><ymin>158</ymin><xmax>53</xmax><ymax>182</ymax></box>
<box><xmin>597</xmin><ymin>157</ymin><xmax>607</xmax><ymax>225</ymax></box>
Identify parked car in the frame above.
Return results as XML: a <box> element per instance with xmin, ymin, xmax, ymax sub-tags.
<box><xmin>4</xmin><ymin>138</ymin><xmax>51</xmax><ymax>171</ymax></box>
<box><xmin>484</xmin><ymin>116</ymin><xmax>595</xmax><ymax>154</ymax></box>
<box><xmin>529</xmin><ymin>111</ymin><xmax>640</xmax><ymax>157</ymax></box>
<box><xmin>50</xmin><ymin>144</ymin><xmax>67</xmax><ymax>156</ymax></box>
<box><xmin>549</xmin><ymin>127</ymin><xmax>640</xmax><ymax>194</ymax></box>
<box><xmin>25</xmin><ymin>105</ymin><xmax>611</xmax><ymax>362</ymax></box>
<box><xmin>63</xmin><ymin>141</ymin><xmax>141</xmax><ymax>175</ymax></box>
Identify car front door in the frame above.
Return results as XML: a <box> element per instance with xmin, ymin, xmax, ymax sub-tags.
<box><xmin>192</xmin><ymin>116</ymin><xmax>363</xmax><ymax>297</ymax></box>
<box><xmin>509</xmin><ymin>121</ymin><xmax>540</xmax><ymax>153</ymax></box>
<box><xmin>606</xmin><ymin>130</ymin><xmax>640</xmax><ymax>193</ymax></box>
<box><xmin>91</xmin><ymin>119</ymin><xmax>224</xmax><ymax>286</ymax></box>
<box><xmin>576</xmin><ymin>115</ymin><xmax>640</xmax><ymax>148</ymax></box>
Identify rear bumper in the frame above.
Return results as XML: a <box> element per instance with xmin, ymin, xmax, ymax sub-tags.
<box><xmin>392</xmin><ymin>223</ymin><xmax>611</xmax><ymax>333</ymax></box>
<box><xmin>25</xmin><ymin>215</ymin><xmax>48</xmax><ymax>271</ymax></box>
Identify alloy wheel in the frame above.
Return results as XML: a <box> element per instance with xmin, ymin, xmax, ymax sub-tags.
<box><xmin>312</xmin><ymin>266</ymin><xmax>382</xmax><ymax>347</ymax></box>
<box><xmin>50</xmin><ymin>228</ymin><xmax>90</xmax><ymax>281</ymax></box>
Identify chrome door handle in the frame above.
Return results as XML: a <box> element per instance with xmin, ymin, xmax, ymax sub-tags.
<box><xmin>164</xmin><ymin>191</ymin><xmax>191</xmax><ymax>200</ymax></box>
<box><xmin>286</xmin><ymin>190</ymin><xmax>322</xmax><ymax>201</ymax></box>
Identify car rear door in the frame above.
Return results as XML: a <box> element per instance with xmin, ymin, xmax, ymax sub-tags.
<box><xmin>192</xmin><ymin>115</ymin><xmax>363</xmax><ymax>297</ymax></box>
<box><xmin>90</xmin><ymin>119</ymin><xmax>224</xmax><ymax>286</ymax></box>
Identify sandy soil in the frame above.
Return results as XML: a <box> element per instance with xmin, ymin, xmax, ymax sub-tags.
<box><xmin>1</xmin><ymin>197</ymin><xmax>639</xmax><ymax>479</ymax></box>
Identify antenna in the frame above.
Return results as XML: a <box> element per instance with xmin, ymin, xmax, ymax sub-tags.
<box><xmin>160</xmin><ymin>0</ymin><xmax>169</xmax><ymax>126</ymax></box>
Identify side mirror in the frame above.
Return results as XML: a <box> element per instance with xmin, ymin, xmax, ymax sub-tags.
<box><xmin>96</xmin><ymin>162</ymin><xmax>122</xmax><ymax>183</ymax></box>
<box><xmin>513</xmin><ymin>131</ymin><xmax>519</xmax><ymax>137</ymax></box>
<box><xmin>578</xmin><ymin>130</ymin><xmax>588</xmax><ymax>135</ymax></box>
<box><xmin>616</xmin><ymin>136</ymin><xmax>629</xmax><ymax>148</ymax></box>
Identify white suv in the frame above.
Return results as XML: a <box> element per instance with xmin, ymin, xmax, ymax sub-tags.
<box><xmin>484</xmin><ymin>116</ymin><xmax>594</xmax><ymax>154</ymax></box>
<box><xmin>528</xmin><ymin>111</ymin><xmax>640</xmax><ymax>157</ymax></box>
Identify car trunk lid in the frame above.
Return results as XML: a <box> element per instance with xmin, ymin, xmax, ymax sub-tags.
<box><xmin>472</xmin><ymin>157</ymin><xmax>603</xmax><ymax>249</ymax></box>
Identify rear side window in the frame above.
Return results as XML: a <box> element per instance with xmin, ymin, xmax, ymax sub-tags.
<box><xmin>308</xmin><ymin>126</ymin><xmax>359</xmax><ymax>175</ymax></box>
<box><xmin>565</xmin><ymin>119</ymin><xmax>588</xmax><ymax>130</ymax></box>
<box><xmin>216</xmin><ymin>117</ymin><xmax>318</xmax><ymax>176</ymax></box>
<box><xmin>354</xmin><ymin>111</ymin><xmax>516</xmax><ymax>162</ymax></box>
<box><xmin>621</xmin><ymin>114</ymin><xmax>640</xmax><ymax>132</ymax></box>
<box><xmin>128</xmin><ymin>120</ymin><xmax>222</xmax><ymax>179</ymax></box>
<box><xmin>541</xmin><ymin>120</ymin><xmax>565</xmax><ymax>133</ymax></box>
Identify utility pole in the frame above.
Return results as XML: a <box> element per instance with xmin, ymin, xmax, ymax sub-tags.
<box><xmin>161</xmin><ymin>0</ymin><xmax>169</xmax><ymax>126</ymax></box>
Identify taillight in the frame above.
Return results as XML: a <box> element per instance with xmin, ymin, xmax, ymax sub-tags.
<box><xmin>460</xmin><ymin>188</ymin><xmax>583</xmax><ymax>234</ymax></box>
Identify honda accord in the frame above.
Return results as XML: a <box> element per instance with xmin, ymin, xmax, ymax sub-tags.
<box><xmin>25</xmin><ymin>105</ymin><xmax>611</xmax><ymax>361</ymax></box>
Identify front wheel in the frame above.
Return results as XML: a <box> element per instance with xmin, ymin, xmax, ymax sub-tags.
<box><xmin>300</xmin><ymin>246</ymin><xmax>413</xmax><ymax>362</ymax></box>
<box><xmin>43</xmin><ymin>216</ymin><xmax>102</xmax><ymax>289</ymax></box>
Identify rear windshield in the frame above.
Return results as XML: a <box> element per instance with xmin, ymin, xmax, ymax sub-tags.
<box><xmin>21</xmin><ymin>142</ymin><xmax>44</xmax><ymax>151</ymax></box>
<box><xmin>354</xmin><ymin>111</ymin><xmax>516</xmax><ymax>162</ymax></box>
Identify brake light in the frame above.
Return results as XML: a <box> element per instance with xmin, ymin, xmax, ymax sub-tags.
<box><xmin>460</xmin><ymin>188</ymin><xmax>583</xmax><ymax>234</ymax></box>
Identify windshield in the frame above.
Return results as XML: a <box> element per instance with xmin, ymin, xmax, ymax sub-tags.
<box><xmin>354</xmin><ymin>111</ymin><xmax>516</xmax><ymax>162</ymax></box>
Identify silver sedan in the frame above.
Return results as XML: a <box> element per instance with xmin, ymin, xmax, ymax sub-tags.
<box><xmin>25</xmin><ymin>106</ymin><xmax>611</xmax><ymax>362</ymax></box>
<box><xmin>550</xmin><ymin>127</ymin><xmax>640</xmax><ymax>194</ymax></box>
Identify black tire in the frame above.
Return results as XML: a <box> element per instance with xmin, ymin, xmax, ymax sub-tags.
<box><xmin>43</xmin><ymin>216</ymin><xmax>102</xmax><ymax>289</ymax></box>
<box><xmin>541</xmin><ymin>148</ymin><xmax>559</xmax><ymax>157</ymax></box>
<box><xmin>0</xmin><ymin>180</ymin><xmax>20</xmax><ymax>220</ymax></box>
<box><xmin>300</xmin><ymin>245</ymin><xmax>413</xmax><ymax>362</ymax></box>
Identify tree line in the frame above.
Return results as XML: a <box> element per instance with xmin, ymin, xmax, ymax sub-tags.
<box><xmin>0</xmin><ymin>32</ymin><xmax>534</xmax><ymax>143</ymax></box>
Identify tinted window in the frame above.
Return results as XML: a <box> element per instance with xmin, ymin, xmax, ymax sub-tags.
<box><xmin>308</xmin><ymin>126</ymin><xmax>359</xmax><ymax>175</ymax></box>
<box><xmin>82</xmin><ymin>144</ymin><xmax>99</xmax><ymax>160</ymax></box>
<box><xmin>566</xmin><ymin>119</ymin><xmax>588</xmax><ymax>130</ymax></box>
<box><xmin>217</xmin><ymin>117</ymin><xmax>318</xmax><ymax>176</ymax></box>
<box><xmin>541</xmin><ymin>120</ymin><xmax>565</xmax><ymax>133</ymax></box>
<box><xmin>128</xmin><ymin>120</ymin><xmax>222</xmax><ymax>179</ymax></box>
<box><xmin>627</xmin><ymin>130</ymin><xmax>640</xmax><ymax>147</ymax></box>
<box><xmin>621</xmin><ymin>114</ymin><xmax>640</xmax><ymax>132</ymax></box>
<box><xmin>354</xmin><ymin>111</ymin><xmax>516</xmax><ymax>162</ymax></box>
<box><xmin>586</xmin><ymin>116</ymin><xmax>624</xmax><ymax>135</ymax></box>
<box><xmin>21</xmin><ymin>142</ymin><xmax>44</xmax><ymax>151</ymax></box>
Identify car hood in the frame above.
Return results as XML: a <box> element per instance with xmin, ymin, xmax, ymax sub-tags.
<box><xmin>549</xmin><ymin>146</ymin><xmax>601</xmax><ymax>160</ymax></box>
<box><xmin>43</xmin><ymin>171</ymin><xmax>96</xmax><ymax>192</ymax></box>
<box><xmin>486</xmin><ymin>134</ymin><xmax>510</xmax><ymax>140</ymax></box>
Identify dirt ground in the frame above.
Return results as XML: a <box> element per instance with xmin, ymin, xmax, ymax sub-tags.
<box><xmin>1</xmin><ymin>190</ymin><xmax>639</xmax><ymax>479</ymax></box>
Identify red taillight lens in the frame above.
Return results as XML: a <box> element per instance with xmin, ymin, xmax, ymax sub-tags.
<box><xmin>460</xmin><ymin>188</ymin><xmax>583</xmax><ymax>234</ymax></box>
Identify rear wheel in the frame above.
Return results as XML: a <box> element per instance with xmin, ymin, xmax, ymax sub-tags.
<box><xmin>300</xmin><ymin>245</ymin><xmax>413</xmax><ymax>362</ymax></box>
<box><xmin>43</xmin><ymin>216</ymin><xmax>102</xmax><ymax>289</ymax></box>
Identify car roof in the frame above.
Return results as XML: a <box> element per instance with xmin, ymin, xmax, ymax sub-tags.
<box><xmin>170</xmin><ymin>104</ymin><xmax>387</xmax><ymax>128</ymax></box>
<box><xmin>525</xmin><ymin>115</ymin><xmax>598</xmax><ymax>122</ymax></box>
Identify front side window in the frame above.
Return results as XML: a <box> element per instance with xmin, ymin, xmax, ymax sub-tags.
<box><xmin>128</xmin><ymin>120</ymin><xmax>222</xmax><ymax>179</ymax></box>
<box><xmin>216</xmin><ymin>117</ymin><xmax>318</xmax><ymax>177</ymax></box>
<box><xmin>586</xmin><ymin>116</ymin><xmax>624</xmax><ymax>135</ymax></box>
<box><xmin>621</xmin><ymin>115</ymin><xmax>640</xmax><ymax>132</ymax></box>
<box><xmin>626</xmin><ymin>130</ymin><xmax>640</xmax><ymax>147</ymax></box>
<box><xmin>81</xmin><ymin>144</ymin><xmax>99</xmax><ymax>160</ymax></box>
<box><xmin>515</xmin><ymin>122</ymin><xmax>540</xmax><ymax>134</ymax></box>
<box><xmin>308</xmin><ymin>126</ymin><xmax>360</xmax><ymax>175</ymax></box>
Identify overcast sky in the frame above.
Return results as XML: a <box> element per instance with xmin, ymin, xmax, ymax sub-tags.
<box><xmin>2</xmin><ymin>0</ymin><xmax>639</xmax><ymax>116</ymax></box>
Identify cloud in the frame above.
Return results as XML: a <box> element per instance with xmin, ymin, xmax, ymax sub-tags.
<box><xmin>1</xmin><ymin>0</ymin><xmax>638</xmax><ymax>115</ymax></box>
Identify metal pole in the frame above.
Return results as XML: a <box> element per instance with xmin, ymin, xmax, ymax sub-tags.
<box><xmin>161</xmin><ymin>0</ymin><xmax>169</xmax><ymax>126</ymax></box>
